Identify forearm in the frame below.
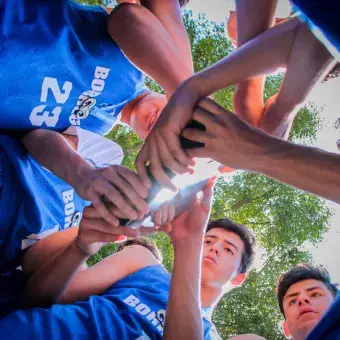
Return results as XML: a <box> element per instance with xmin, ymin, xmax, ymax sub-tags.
<box><xmin>108</xmin><ymin>3</ymin><xmax>192</xmax><ymax>97</ymax></box>
<box><xmin>253</xmin><ymin>136</ymin><xmax>340</xmax><ymax>204</ymax></box>
<box><xmin>140</xmin><ymin>0</ymin><xmax>193</xmax><ymax>73</ymax></box>
<box><xmin>163</xmin><ymin>235</ymin><xmax>204</xmax><ymax>340</ymax></box>
<box><xmin>236</xmin><ymin>0</ymin><xmax>277</xmax><ymax>46</ymax></box>
<box><xmin>22</xmin><ymin>241</ymin><xmax>89</xmax><ymax>308</ymax></box>
<box><xmin>22</xmin><ymin>129</ymin><xmax>91</xmax><ymax>188</ymax></box>
<box><xmin>185</xmin><ymin>17</ymin><xmax>301</xmax><ymax>98</ymax></box>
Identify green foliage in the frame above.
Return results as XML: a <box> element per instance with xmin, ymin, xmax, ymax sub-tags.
<box><xmin>81</xmin><ymin>7</ymin><xmax>331</xmax><ymax>339</ymax></box>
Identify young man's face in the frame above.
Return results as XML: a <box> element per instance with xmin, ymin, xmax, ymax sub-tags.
<box><xmin>201</xmin><ymin>228</ymin><xmax>246</xmax><ymax>288</ymax></box>
<box><xmin>282</xmin><ymin>279</ymin><xmax>335</xmax><ymax>339</ymax></box>
<box><xmin>129</xmin><ymin>92</ymin><xmax>167</xmax><ymax>140</ymax></box>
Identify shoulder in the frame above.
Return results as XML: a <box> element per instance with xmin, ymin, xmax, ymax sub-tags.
<box><xmin>119</xmin><ymin>245</ymin><xmax>160</xmax><ymax>268</ymax></box>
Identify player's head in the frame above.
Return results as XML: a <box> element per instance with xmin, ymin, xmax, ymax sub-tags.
<box><xmin>277</xmin><ymin>264</ymin><xmax>338</xmax><ymax>340</ymax></box>
<box><xmin>121</xmin><ymin>91</ymin><xmax>167</xmax><ymax>140</ymax></box>
<box><xmin>201</xmin><ymin>218</ymin><xmax>256</xmax><ymax>291</ymax></box>
<box><xmin>117</xmin><ymin>237</ymin><xmax>162</xmax><ymax>262</ymax></box>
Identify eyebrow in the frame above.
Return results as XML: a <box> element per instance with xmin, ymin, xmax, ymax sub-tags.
<box><xmin>284</xmin><ymin>286</ymin><xmax>324</xmax><ymax>301</ymax></box>
<box><xmin>205</xmin><ymin>235</ymin><xmax>239</xmax><ymax>253</ymax></box>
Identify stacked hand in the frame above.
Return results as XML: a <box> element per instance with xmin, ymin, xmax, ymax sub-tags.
<box><xmin>136</xmin><ymin>82</ymin><xmax>200</xmax><ymax>191</ymax></box>
<box><xmin>73</xmin><ymin>164</ymin><xmax>150</xmax><ymax>226</ymax></box>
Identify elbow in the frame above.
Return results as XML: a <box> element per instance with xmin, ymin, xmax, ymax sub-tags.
<box><xmin>108</xmin><ymin>3</ymin><xmax>145</xmax><ymax>42</ymax></box>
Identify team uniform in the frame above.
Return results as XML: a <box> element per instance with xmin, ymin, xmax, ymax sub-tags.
<box><xmin>0</xmin><ymin>0</ymin><xmax>147</xmax><ymax>136</ymax></box>
<box><xmin>0</xmin><ymin>265</ymin><xmax>221</xmax><ymax>339</ymax></box>
<box><xmin>292</xmin><ymin>0</ymin><xmax>340</xmax><ymax>61</ymax></box>
<box><xmin>0</xmin><ymin>133</ymin><xmax>123</xmax><ymax>275</ymax></box>
<box><xmin>307</xmin><ymin>293</ymin><xmax>340</xmax><ymax>340</ymax></box>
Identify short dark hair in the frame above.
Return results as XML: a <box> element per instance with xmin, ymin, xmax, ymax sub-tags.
<box><xmin>206</xmin><ymin>218</ymin><xmax>256</xmax><ymax>273</ymax></box>
<box><xmin>277</xmin><ymin>264</ymin><xmax>339</xmax><ymax>315</ymax></box>
<box><xmin>117</xmin><ymin>237</ymin><xmax>162</xmax><ymax>262</ymax></box>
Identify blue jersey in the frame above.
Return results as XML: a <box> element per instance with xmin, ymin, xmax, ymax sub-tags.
<box><xmin>307</xmin><ymin>293</ymin><xmax>340</xmax><ymax>340</ymax></box>
<box><xmin>0</xmin><ymin>265</ymin><xmax>220</xmax><ymax>339</ymax></box>
<box><xmin>0</xmin><ymin>0</ymin><xmax>147</xmax><ymax>136</ymax></box>
<box><xmin>0</xmin><ymin>135</ymin><xmax>89</xmax><ymax>273</ymax></box>
<box><xmin>292</xmin><ymin>0</ymin><xmax>340</xmax><ymax>60</ymax></box>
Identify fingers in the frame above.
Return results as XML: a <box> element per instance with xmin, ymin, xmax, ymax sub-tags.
<box><xmin>87</xmin><ymin>188</ymin><xmax>120</xmax><ymax>227</ymax></box>
<box><xmin>81</xmin><ymin>216</ymin><xmax>140</xmax><ymax>237</ymax></box>
<box><xmin>164</xmin><ymin>130</ymin><xmax>195</xmax><ymax>167</ymax></box>
<box><xmin>181</xmin><ymin>128</ymin><xmax>209</xmax><ymax>145</ymax></box>
<box><xmin>82</xmin><ymin>228</ymin><xmax>138</xmax><ymax>244</ymax></box>
<box><xmin>199</xmin><ymin>178</ymin><xmax>215</xmax><ymax>213</ymax></box>
<box><xmin>117</xmin><ymin>166</ymin><xmax>148</xmax><ymax>198</ymax></box>
<box><xmin>149</xmin><ymin>133</ymin><xmax>177</xmax><ymax>191</ymax></box>
<box><xmin>157</xmin><ymin>132</ymin><xmax>194</xmax><ymax>176</ymax></box>
<box><xmin>197</xmin><ymin>98</ymin><xmax>231</xmax><ymax>116</ymax></box>
<box><xmin>135</xmin><ymin>142</ymin><xmax>153</xmax><ymax>189</ymax></box>
<box><xmin>191</xmin><ymin>107</ymin><xmax>221</xmax><ymax>131</ymax></box>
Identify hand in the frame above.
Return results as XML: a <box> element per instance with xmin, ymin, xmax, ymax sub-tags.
<box><xmin>75</xmin><ymin>206</ymin><xmax>140</xmax><ymax>257</ymax></box>
<box><xmin>73</xmin><ymin>164</ymin><xmax>149</xmax><ymax>226</ymax></box>
<box><xmin>136</xmin><ymin>82</ymin><xmax>199</xmax><ymax>191</ymax></box>
<box><xmin>181</xmin><ymin>98</ymin><xmax>270</xmax><ymax>171</ymax></box>
<box><xmin>138</xmin><ymin>202</ymin><xmax>176</xmax><ymax>236</ymax></box>
<box><xmin>168</xmin><ymin>178</ymin><xmax>215</xmax><ymax>245</ymax></box>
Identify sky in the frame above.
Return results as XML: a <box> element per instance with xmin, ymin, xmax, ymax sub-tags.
<box><xmin>187</xmin><ymin>0</ymin><xmax>340</xmax><ymax>282</ymax></box>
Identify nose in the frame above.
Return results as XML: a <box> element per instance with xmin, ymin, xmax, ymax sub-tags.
<box><xmin>209</xmin><ymin>243</ymin><xmax>221</xmax><ymax>255</ymax></box>
<box><xmin>298</xmin><ymin>295</ymin><xmax>311</xmax><ymax>306</ymax></box>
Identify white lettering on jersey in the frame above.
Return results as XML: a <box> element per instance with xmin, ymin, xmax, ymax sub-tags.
<box><xmin>70</xmin><ymin>66</ymin><xmax>111</xmax><ymax>125</ymax></box>
<box><xmin>29</xmin><ymin>105</ymin><xmax>61</xmax><ymax>127</ymax></box>
<box><xmin>62</xmin><ymin>189</ymin><xmax>82</xmax><ymax>229</ymax></box>
<box><xmin>134</xmin><ymin>332</ymin><xmax>151</xmax><ymax>340</ymax></box>
<box><xmin>123</xmin><ymin>294</ymin><xmax>165</xmax><ymax>335</ymax></box>
<box><xmin>30</xmin><ymin>77</ymin><xmax>73</xmax><ymax>127</ymax></box>
<box><xmin>40</xmin><ymin>77</ymin><xmax>73</xmax><ymax>104</ymax></box>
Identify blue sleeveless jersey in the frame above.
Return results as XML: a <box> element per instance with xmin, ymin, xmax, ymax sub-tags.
<box><xmin>0</xmin><ymin>0</ymin><xmax>147</xmax><ymax>136</ymax></box>
<box><xmin>0</xmin><ymin>135</ymin><xmax>89</xmax><ymax>273</ymax></box>
<box><xmin>292</xmin><ymin>0</ymin><xmax>340</xmax><ymax>60</ymax></box>
<box><xmin>0</xmin><ymin>265</ymin><xmax>220</xmax><ymax>339</ymax></box>
<box><xmin>307</xmin><ymin>293</ymin><xmax>340</xmax><ymax>340</ymax></box>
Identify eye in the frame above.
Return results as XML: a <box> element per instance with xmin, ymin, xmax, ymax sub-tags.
<box><xmin>311</xmin><ymin>292</ymin><xmax>322</xmax><ymax>298</ymax></box>
<box><xmin>204</xmin><ymin>240</ymin><xmax>212</xmax><ymax>245</ymax></box>
<box><xmin>289</xmin><ymin>299</ymin><xmax>297</xmax><ymax>306</ymax></box>
<box><xmin>225</xmin><ymin>247</ymin><xmax>234</xmax><ymax>255</ymax></box>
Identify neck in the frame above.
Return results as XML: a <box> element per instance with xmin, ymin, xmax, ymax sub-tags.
<box><xmin>200</xmin><ymin>281</ymin><xmax>223</xmax><ymax>309</ymax></box>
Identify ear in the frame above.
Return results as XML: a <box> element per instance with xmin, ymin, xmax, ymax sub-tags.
<box><xmin>230</xmin><ymin>272</ymin><xmax>246</xmax><ymax>286</ymax></box>
<box><xmin>282</xmin><ymin>320</ymin><xmax>292</xmax><ymax>339</ymax></box>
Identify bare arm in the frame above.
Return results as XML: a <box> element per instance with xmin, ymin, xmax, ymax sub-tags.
<box><xmin>108</xmin><ymin>3</ymin><xmax>192</xmax><ymax>97</ymax></box>
<box><xmin>163</xmin><ymin>180</ymin><xmax>214</xmax><ymax>340</ymax></box>
<box><xmin>184</xmin><ymin>99</ymin><xmax>340</xmax><ymax>204</ymax></box>
<box><xmin>22</xmin><ymin>129</ymin><xmax>83</xmax><ymax>189</ymax></box>
<box><xmin>163</xmin><ymin>235</ymin><xmax>204</xmax><ymax>340</ymax></box>
<box><xmin>22</xmin><ymin>207</ymin><xmax>142</xmax><ymax>308</ymax></box>
<box><xmin>140</xmin><ymin>0</ymin><xmax>193</xmax><ymax>73</ymax></box>
<box><xmin>22</xmin><ymin>130</ymin><xmax>149</xmax><ymax>224</ymax></box>
<box><xmin>184</xmin><ymin>17</ymin><xmax>301</xmax><ymax>98</ymax></box>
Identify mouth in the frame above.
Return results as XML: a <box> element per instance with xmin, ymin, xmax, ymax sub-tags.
<box><xmin>204</xmin><ymin>256</ymin><xmax>217</xmax><ymax>265</ymax></box>
<box><xmin>299</xmin><ymin>308</ymin><xmax>317</xmax><ymax>319</ymax></box>
<box><xmin>147</xmin><ymin>110</ymin><xmax>158</xmax><ymax>131</ymax></box>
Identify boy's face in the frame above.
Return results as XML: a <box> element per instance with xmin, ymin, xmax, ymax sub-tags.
<box><xmin>129</xmin><ymin>92</ymin><xmax>167</xmax><ymax>140</ymax></box>
<box><xmin>201</xmin><ymin>228</ymin><xmax>246</xmax><ymax>288</ymax></box>
<box><xmin>282</xmin><ymin>279</ymin><xmax>335</xmax><ymax>339</ymax></box>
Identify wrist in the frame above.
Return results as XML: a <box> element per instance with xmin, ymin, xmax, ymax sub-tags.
<box><xmin>72</xmin><ymin>237</ymin><xmax>93</xmax><ymax>258</ymax></box>
<box><xmin>173</xmin><ymin>233</ymin><xmax>204</xmax><ymax>254</ymax></box>
<box><xmin>72</xmin><ymin>161</ymin><xmax>95</xmax><ymax>191</ymax></box>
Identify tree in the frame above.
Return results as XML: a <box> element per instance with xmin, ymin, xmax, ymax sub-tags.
<box><xmin>83</xmin><ymin>7</ymin><xmax>332</xmax><ymax>339</ymax></box>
